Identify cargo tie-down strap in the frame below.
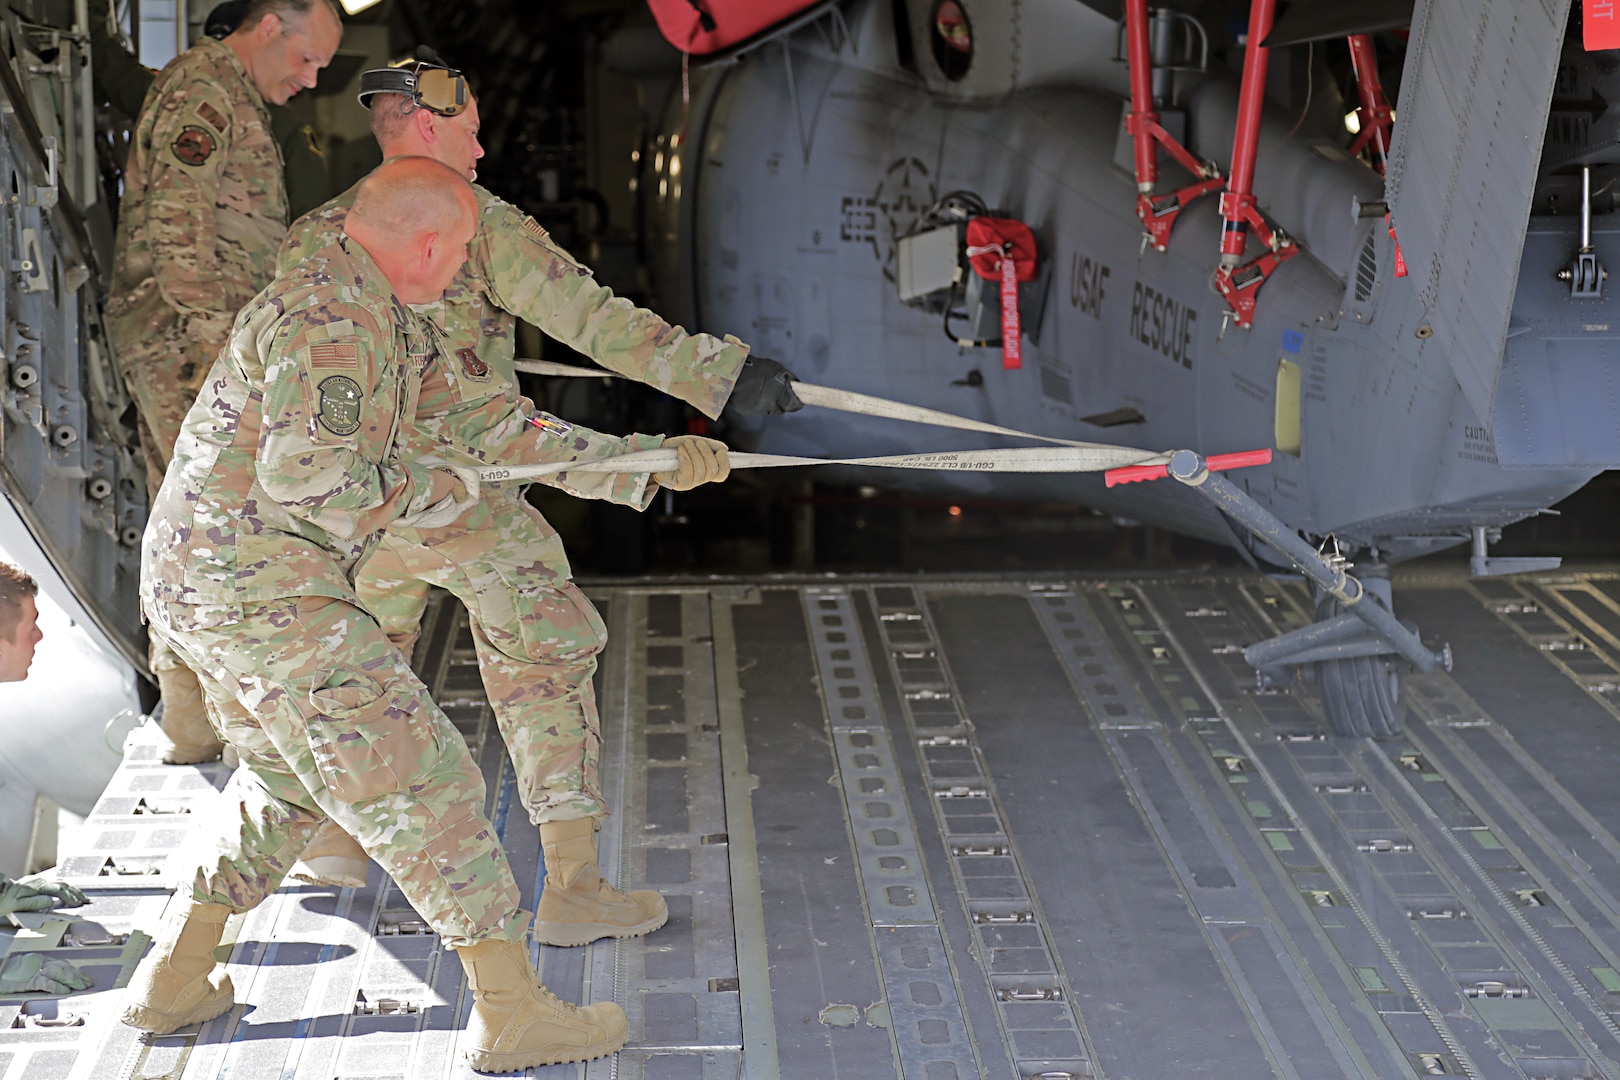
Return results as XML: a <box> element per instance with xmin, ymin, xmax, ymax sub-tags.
<box><xmin>497</xmin><ymin>359</ymin><xmax>1269</xmax><ymax>486</ymax></box>
<box><xmin>500</xmin><ymin>363</ymin><xmax>1450</xmax><ymax>676</ymax></box>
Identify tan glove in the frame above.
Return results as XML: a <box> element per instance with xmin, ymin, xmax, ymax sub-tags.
<box><xmin>394</xmin><ymin>459</ymin><xmax>482</xmax><ymax>529</ymax></box>
<box><xmin>654</xmin><ymin>436</ymin><xmax>731</xmax><ymax>491</ymax></box>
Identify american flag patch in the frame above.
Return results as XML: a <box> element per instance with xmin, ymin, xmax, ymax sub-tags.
<box><xmin>308</xmin><ymin>341</ymin><xmax>360</xmax><ymax>368</ymax></box>
<box><xmin>196</xmin><ymin>101</ymin><xmax>228</xmax><ymax>134</ymax></box>
<box><xmin>521</xmin><ymin>216</ymin><xmax>548</xmax><ymax>242</ymax></box>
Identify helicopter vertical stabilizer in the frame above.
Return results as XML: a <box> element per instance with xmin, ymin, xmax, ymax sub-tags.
<box><xmin>1384</xmin><ymin>0</ymin><xmax>1572</xmax><ymax>422</ymax></box>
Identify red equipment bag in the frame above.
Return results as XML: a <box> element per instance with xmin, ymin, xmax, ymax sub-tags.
<box><xmin>649</xmin><ymin>0</ymin><xmax>828</xmax><ymax>56</ymax></box>
<box><xmin>1587</xmin><ymin>0</ymin><xmax>1620</xmax><ymax>50</ymax></box>
<box><xmin>965</xmin><ymin>217</ymin><xmax>1038</xmax><ymax>370</ymax></box>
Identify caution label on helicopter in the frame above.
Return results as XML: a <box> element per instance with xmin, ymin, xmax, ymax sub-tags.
<box><xmin>1129</xmin><ymin>282</ymin><xmax>1198</xmax><ymax>368</ymax></box>
<box><xmin>1459</xmin><ymin>424</ymin><xmax>1498</xmax><ymax>465</ymax></box>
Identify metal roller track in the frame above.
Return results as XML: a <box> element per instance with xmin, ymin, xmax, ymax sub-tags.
<box><xmin>575</xmin><ymin>590</ymin><xmax>746</xmax><ymax>1080</ymax></box>
<box><xmin>22</xmin><ymin>573</ymin><xmax>1620</xmax><ymax>1080</ymax></box>
<box><xmin>1152</xmin><ymin>575</ymin><xmax>1620</xmax><ymax>1079</ymax></box>
<box><xmin>1025</xmin><ymin>582</ymin><xmax>1406</xmax><ymax>1080</ymax></box>
<box><xmin>861</xmin><ymin>584</ymin><xmax>1096</xmax><ymax>1080</ymax></box>
<box><xmin>798</xmin><ymin>585</ymin><xmax>982</xmax><ymax>1080</ymax></box>
<box><xmin>1096</xmin><ymin>578</ymin><xmax>1491</xmax><ymax>1076</ymax></box>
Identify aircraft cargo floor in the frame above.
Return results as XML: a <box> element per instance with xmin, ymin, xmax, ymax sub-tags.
<box><xmin>10</xmin><ymin>570</ymin><xmax>1620</xmax><ymax>1079</ymax></box>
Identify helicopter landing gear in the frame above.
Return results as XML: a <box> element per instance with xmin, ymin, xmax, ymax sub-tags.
<box><xmin>1312</xmin><ymin>578</ymin><xmax>1406</xmax><ymax>739</ymax></box>
<box><xmin>1105</xmin><ymin>450</ymin><xmax>1450</xmax><ymax>739</ymax></box>
<box><xmin>1242</xmin><ymin>575</ymin><xmax>1413</xmax><ymax>739</ymax></box>
<box><xmin>1317</xmin><ymin>650</ymin><xmax>1404</xmax><ymax>738</ymax></box>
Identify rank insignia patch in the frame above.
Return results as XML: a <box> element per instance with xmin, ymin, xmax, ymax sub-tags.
<box><xmin>172</xmin><ymin>125</ymin><xmax>216</xmax><ymax>167</ymax></box>
<box><xmin>526</xmin><ymin>411</ymin><xmax>574</xmax><ymax>438</ymax></box>
<box><xmin>457</xmin><ymin>347</ymin><xmax>491</xmax><ymax>379</ymax></box>
<box><xmin>317</xmin><ymin>375</ymin><xmax>363</xmax><ymax>436</ymax></box>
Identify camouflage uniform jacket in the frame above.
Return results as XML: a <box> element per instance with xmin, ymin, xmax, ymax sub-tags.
<box><xmin>89</xmin><ymin>24</ymin><xmax>329</xmax><ymax>220</ymax></box>
<box><xmin>142</xmin><ymin>237</ymin><xmax>656</xmax><ymax>609</ymax></box>
<box><xmin>278</xmin><ymin>181</ymin><xmax>749</xmax><ymax>428</ymax></box>
<box><xmin>108</xmin><ymin>36</ymin><xmax>286</xmax><ymax>379</ymax></box>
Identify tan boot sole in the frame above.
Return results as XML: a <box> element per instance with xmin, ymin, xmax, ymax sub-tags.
<box><xmin>120</xmin><ymin>975</ymin><xmax>235</xmax><ymax>1035</ymax></box>
<box><xmin>463</xmin><ymin>1026</ymin><xmax>628</xmax><ymax>1072</ymax></box>
<box><xmin>533</xmin><ymin>905</ymin><xmax>668</xmax><ymax>948</ymax></box>
<box><xmin>289</xmin><ymin>856</ymin><xmax>368</xmax><ymax>889</ymax></box>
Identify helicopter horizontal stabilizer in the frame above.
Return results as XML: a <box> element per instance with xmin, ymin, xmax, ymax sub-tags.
<box><xmin>1261</xmin><ymin>0</ymin><xmax>1415</xmax><ymax>48</ymax></box>
<box><xmin>1384</xmin><ymin>0</ymin><xmax>1572</xmax><ymax>423</ymax></box>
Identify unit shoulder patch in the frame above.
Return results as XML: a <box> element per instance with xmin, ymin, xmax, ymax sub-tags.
<box><xmin>172</xmin><ymin>124</ymin><xmax>216</xmax><ymax>167</ymax></box>
<box><xmin>316</xmin><ymin>375</ymin><xmax>363</xmax><ymax>436</ymax></box>
<box><xmin>456</xmin><ymin>347</ymin><xmax>490</xmax><ymax>380</ymax></box>
<box><xmin>308</xmin><ymin>342</ymin><xmax>361</xmax><ymax>369</ymax></box>
<box><xmin>195</xmin><ymin>100</ymin><xmax>229</xmax><ymax>135</ymax></box>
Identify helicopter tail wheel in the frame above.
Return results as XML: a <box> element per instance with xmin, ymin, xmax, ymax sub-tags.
<box><xmin>1316</xmin><ymin>651</ymin><xmax>1404</xmax><ymax>739</ymax></box>
<box><xmin>1314</xmin><ymin>586</ymin><xmax>1407</xmax><ymax>739</ymax></box>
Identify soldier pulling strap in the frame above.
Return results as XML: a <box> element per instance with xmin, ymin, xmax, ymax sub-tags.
<box><xmin>490</xmin><ymin>360</ymin><xmax>1273</xmax><ymax>484</ymax></box>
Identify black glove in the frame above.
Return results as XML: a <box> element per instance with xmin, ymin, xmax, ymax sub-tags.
<box><xmin>725</xmin><ymin>356</ymin><xmax>804</xmax><ymax>416</ymax></box>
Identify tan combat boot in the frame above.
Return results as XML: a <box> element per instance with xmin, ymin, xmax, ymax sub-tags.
<box><xmin>154</xmin><ymin>665</ymin><xmax>223</xmax><ymax>765</ymax></box>
<box><xmin>289</xmin><ymin>820</ymin><xmax>371</xmax><ymax>888</ymax></box>
<box><xmin>120</xmin><ymin>898</ymin><xmax>236</xmax><ymax>1034</ymax></box>
<box><xmin>534</xmin><ymin>817</ymin><xmax>667</xmax><ymax>947</ymax></box>
<box><xmin>456</xmin><ymin>935</ymin><xmax>627</xmax><ymax>1071</ymax></box>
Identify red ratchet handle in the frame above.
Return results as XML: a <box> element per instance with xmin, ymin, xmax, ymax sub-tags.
<box><xmin>1105</xmin><ymin>448</ymin><xmax>1273</xmax><ymax>488</ymax></box>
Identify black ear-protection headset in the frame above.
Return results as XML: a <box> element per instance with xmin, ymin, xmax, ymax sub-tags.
<box><xmin>357</xmin><ymin>62</ymin><xmax>470</xmax><ymax>117</ymax></box>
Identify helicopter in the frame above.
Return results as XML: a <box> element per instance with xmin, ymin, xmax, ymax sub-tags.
<box><xmin>627</xmin><ymin>0</ymin><xmax>1611</xmax><ymax>737</ymax></box>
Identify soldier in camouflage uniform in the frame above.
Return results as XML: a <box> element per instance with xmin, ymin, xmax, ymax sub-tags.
<box><xmin>126</xmin><ymin>158</ymin><xmax>727</xmax><ymax>1071</ymax></box>
<box><xmin>90</xmin><ymin>0</ymin><xmax>333</xmax><ymax>220</ymax></box>
<box><xmin>106</xmin><ymin>0</ymin><xmax>344</xmax><ymax>767</ymax></box>
<box><xmin>277</xmin><ymin>63</ymin><xmax>802</xmax><ymax>948</ymax></box>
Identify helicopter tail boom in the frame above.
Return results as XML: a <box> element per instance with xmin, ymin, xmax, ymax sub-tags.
<box><xmin>1385</xmin><ymin>0</ymin><xmax>1573</xmax><ymax>423</ymax></box>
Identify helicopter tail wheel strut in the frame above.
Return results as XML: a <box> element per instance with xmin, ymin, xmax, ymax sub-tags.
<box><xmin>1106</xmin><ymin>449</ymin><xmax>1451</xmax><ymax>736</ymax></box>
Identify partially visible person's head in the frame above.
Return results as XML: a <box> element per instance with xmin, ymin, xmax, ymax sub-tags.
<box><xmin>345</xmin><ymin>156</ymin><xmax>478</xmax><ymax>305</ymax></box>
<box><xmin>225</xmin><ymin>0</ymin><xmax>343</xmax><ymax>106</ymax></box>
<box><xmin>360</xmin><ymin>63</ymin><xmax>484</xmax><ymax>181</ymax></box>
<box><xmin>203</xmin><ymin>0</ymin><xmax>251</xmax><ymax>40</ymax></box>
<box><xmin>0</xmin><ymin>563</ymin><xmax>41</xmax><ymax>683</ymax></box>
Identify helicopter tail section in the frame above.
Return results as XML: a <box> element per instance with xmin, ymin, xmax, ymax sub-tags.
<box><xmin>1384</xmin><ymin>0</ymin><xmax>1572</xmax><ymax>423</ymax></box>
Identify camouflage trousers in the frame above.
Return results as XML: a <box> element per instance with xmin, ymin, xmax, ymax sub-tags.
<box><xmin>355</xmin><ymin>487</ymin><xmax>607</xmax><ymax>824</ymax></box>
<box><xmin>117</xmin><ymin>315</ymin><xmax>216</xmax><ymax>683</ymax></box>
<box><xmin>113</xmin><ymin>316</ymin><xmax>216</xmax><ymax>502</ymax></box>
<box><xmin>147</xmin><ymin>595</ymin><xmax>524</xmax><ymax>948</ymax></box>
